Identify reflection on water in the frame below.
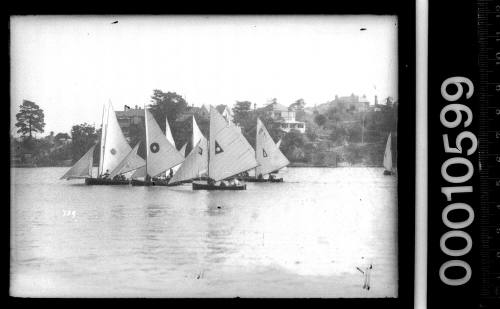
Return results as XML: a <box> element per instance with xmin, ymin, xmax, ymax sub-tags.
<box><xmin>10</xmin><ymin>167</ymin><xmax>397</xmax><ymax>298</ymax></box>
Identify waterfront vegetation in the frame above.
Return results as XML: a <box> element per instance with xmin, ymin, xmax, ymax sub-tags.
<box><xmin>11</xmin><ymin>90</ymin><xmax>398</xmax><ymax>168</ymax></box>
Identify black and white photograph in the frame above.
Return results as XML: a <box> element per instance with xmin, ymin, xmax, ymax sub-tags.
<box><xmin>10</xmin><ymin>15</ymin><xmax>400</xmax><ymax>298</ymax></box>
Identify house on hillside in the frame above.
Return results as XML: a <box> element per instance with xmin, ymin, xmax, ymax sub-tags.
<box><xmin>263</xmin><ymin>102</ymin><xmax>306</xmax><ymax>133</ymax></box>
<box><xmin>115</xmin><ymin>105</ymin><xmax>144</xmax><ymax>139</ymax></box>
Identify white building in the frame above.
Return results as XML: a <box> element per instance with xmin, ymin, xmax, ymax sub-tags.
<box><xmin>264</xmin><ymin>102</ymin><xmax>306</xmax><ymax>134</ymax></box>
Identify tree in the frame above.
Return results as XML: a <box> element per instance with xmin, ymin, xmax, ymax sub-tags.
<box><xmin>70</xmin><ymin>123</ymin><xmax>98</xmax><ymax>162</ymax></box>
<box><xmin>232</xmin><ymin>101</ymin><xmax>252</xmax><ymax>126</ymax></box>
<box><xmin>15</xmin><ymin>100</ymin><xmax>45</xmax><ymax>140</ymax></box>
<box><xmin>314</xmin><ymin>114</ymin><xmax>327</xmax><ymax>127</ymax></box>
<box><xmin>149</xmin><ymin>90</ymin><xmax>188</xmax><ymax>133</ymax></box>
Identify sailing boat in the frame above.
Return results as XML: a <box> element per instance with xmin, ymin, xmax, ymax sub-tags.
<box><xmin>61</xmin><ymin>102</ymin><xmax>144</xmax><ymax>185</ymax></box>
<box><xmin>383</xmin><ymin>132</ymin><xmax>394</xmax><ymax>175</ymax></box>
<box><xmin>192</xmin><ymin>106</ymin><xmax>258</xmax><ymax>190</ymax></box>
<box><xmin>168</xmin><ymin>116</ymin><xmax>209</xmax><ymax>185</ymax></box>
<box><xmin>242</xmin><ymin>118</ymin><xmax>289</xmax><ymax>182</ymax></box>
<box><xmin>131</xmin><ymin>108</ymin><xmax>184</xmax><ymax>186</ymax></box>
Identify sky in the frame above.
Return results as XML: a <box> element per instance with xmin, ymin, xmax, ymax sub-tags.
<box><xmin>10</xmin><ymin>15</ymin><xmax>398</xmax><ymax>136</ymax></box>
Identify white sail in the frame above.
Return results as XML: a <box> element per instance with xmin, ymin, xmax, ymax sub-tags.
<box><xmin>255</xmin><ymin>118</ymin><xmax>290</xmax><ymax>176</ymax></box>
<box><xmin>101</xmin><ymin>102</ymin><xmax>132</xmax><ymax>175</ymax></box>
<box><xmin>208</xmin><ymin>106</ymin><xmax>258</xmax><ymax>181</ymax></box>
<box><xmin>192</xmin><ymin>115</ymin><xmax>204</xmax><ymax>150</ymax></box>
<box><xmin>276</xmin><ymin>138</ymin><xmax>282</xmax><ymax>148</ymax></box>
<box><xmin>145</xmin><ymin>109</ymin><xmax>184</xmax><ymax>177</ymax></box>
<box><xmin>165</xmin><ymin>116</ymin><xmax>176</xmax><ymax>149</ymax></box>
<box><xmin>383</xmin><ymin>133</ymin><xmax>392</xmax><ymax>171</ymax></box>
<box><xmin>108</xmin><ymin>142</ymin><xmax>145</xmax><ymax>179</ymax></box>
<box><xmin>98</xmin><ymin>104</ymin><xmax>107</xmax><ymax>175</ymax></box>
<box><xmin>222</xmin><ymin>106</ymin><xmax>234</xmax><ymax>124</ymax></box>
<box><xmin>131</xmin><ymin>165</ymin><xmax>147</xmax><ymax>179</ymax></box>
<box><xmin>179</xmin><ymin>143</ymin><xmax>187</xmax><ymax>157</ymax></box>
<box><xmin>60</xmin><ymin>145</ymin><xmax>96</xmax><ymax>180</ymax></box>
<box><xmin>170</xmin><ymin>138</ymin><xmax>208</xmax><ymax>184</ymax></box>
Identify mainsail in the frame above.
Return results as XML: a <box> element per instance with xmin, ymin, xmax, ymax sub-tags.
<box><xmin>170</xmin><ymin>138</ymin><xmax>208</xmax><ymax>184</ymax></box>
<box><xmin>108</xmin><ymin>142</ymin><xmax>145</xmax><ymax>179</ymax></box>
<box><xmin>383</xmin><ymin>133</ymin><xmax>393</xmax><ymax>171</ymax></box>
<box><xmin>165</xmin><ymin>116</ymin><xmax>176</xmax><ymax>149</ymax></box>
<box><xmin>192</xmin><ymin>115</ymin><xmax>204</xmax><ymax>150</ymax></box>
<box><xmin>255</xmin><ymin>118</ymin><xmax>290</xmax><ymax>176</ymax></box>
<box><xmin>60</xmin><ymin>145</ymin><xmax>96</xmax><ymax>180</ymax></box>
<box><xmin>101</xmin><ymin>102</ymin><xmax>132</xmax><ymax>175</ymax></box>
<box><xmin>145</xmin><ymin>109</ymin><xmax>184</xmax><ymax>177</ymax></box>
<box><xmin>208</xmin><ymin>106</ymin><xmax>258</xmax><ymax>182</ymax></box>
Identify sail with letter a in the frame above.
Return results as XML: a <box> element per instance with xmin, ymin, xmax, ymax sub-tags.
<box><xmin>145</xmin><ymin>109</ymin><xmax>184</xmax><ymax>177</ymax></box>
<box><xmin>108</xmin><ymin>142</ymin><xmax>145</xmax><ymax>179</ymax></box>
<box><xmin>101</xmin><ymin>102</ymin><xmax>132</xmax><ymax>175</ymax></box>
<box><xmin>383</xmin><ymin>133</ymin><xmax>393</xmax><ymax>172</ymax></box>
<box><xmin>60</xmin><ymin>145</ymin><xmax>96</xmax><ymax>180</ymax></box>
<box><xmin>255</xmin><ymin>118</ymin><xmax>289</xmax><ymax>176</ymax></box>
<box><xmin>208</xmin><ymin>106</ymin><xmax>258</xmax><ymax>181</ymax></box>
<box><xmin>170</xmin><ymin>138</ymin><xmax>208</xmax><ymax>184</ymax></box>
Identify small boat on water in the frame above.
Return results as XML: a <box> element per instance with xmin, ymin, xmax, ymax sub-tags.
<box><xmin>60</xmin><ymin>102</ymin><xmax>145</xmax><ymax>184</ymax></box>
<box><xmin>131</xmin><ymin>108</ymin><xmax>184</xmax><ymax>186</ymax></box>
<box><xmin>240</xmin><ymin>118</ymin><xmax>289</xmax><ymax>183</ymax></box>
<box><xmin>192</xmin><ymin>181</ymin><xmax>246</xmax><ymax>190</ymax></box>
<box><xmin>383</xmin><ymin>132</ymin><xmax>395</xmax><ymax>175</ymax></box>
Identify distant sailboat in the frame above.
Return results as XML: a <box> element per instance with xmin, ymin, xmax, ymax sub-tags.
<box><xmin>383</xmin><ymin>133</ymin><xmax>394</xmax><ymax>175</ymax></box>
<box><xmin>243</xmin><ymin>118</ymin><xmax>289</xmax><ymax>182</ymax></box>
<box><xmin>61</xmin><ymin>102</ymin><xmax>144</xmax><ymax>185</ymax></box>
<box><xmin>192</xmin><ymin>106</ymin><xmax>258</xmax><ymax>190</ymax></box>
<box><xmin>131</xmin><ymin>109</ymin><xmax>184</xmax><ymax>186</ymax></box>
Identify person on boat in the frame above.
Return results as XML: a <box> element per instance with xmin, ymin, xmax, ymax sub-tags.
<box><xmin>257</xmin><ymin>173</ymin><xmax>263</xmax><ymax>180</ymax></box>
<box><xmin>208</xmin><ymin>178</ymin><xmax>215</xmax><ymax>186</ymax></box>
<box><xmin>269</xmin><ymin>174</ymin><xmax>276</xmax><ymax>180</ymax></box>
<box><xmin>232</xmin><ymin>178</ymin><xmax>240</xmax><ymax>186</ymax></box>
<box><xmin>220</xmin><ymin>180</ymin><xmax>228</xmax><ymax>187</ymax></box>
<box><xmin>102</xmin><ymin>169</ymin><xmax>110</xmax><ymax>179</ymax></box>
<box><xmin>168</xmin><ymin>168</ymin><xmax>174</xmax><ymax>179</ymax></box>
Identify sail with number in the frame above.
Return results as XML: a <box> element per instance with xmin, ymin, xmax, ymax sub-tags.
<box><xmin>101</xmin><ymin>102</ymin><xmax>133</xmax><ymax>175</ymax></box>
<box><xmin>208</xmin><ymin>106</ymin><xmax>258</xmax><ymax>182</ymax></box>
<box><xmin>255</xmin><ymin>118</ymin><xmax>290</xmax><ymax>176</ymax></box>
<box><xmin>108</xmin><ymin>142</ymin><xmax>145</xmax><ymax>179</ymax></box>
<box><xmin>60</xmin><ymin>145</ymin><xmax>96</xmax><ymax>180</ymax></box>
<box><xmin>145</xmin><ymin>109</ymin><xmax>184</xmax><ymax>177</ymax></box>
<box><xmin>383</xmin><ymin>133</ymin><xmax>393</xmax><ymax>172</ymax></box>
<box><xmin>170</xmin><ymin>138</ymin><xmax>208</xmax><ymax>184</ymax></box>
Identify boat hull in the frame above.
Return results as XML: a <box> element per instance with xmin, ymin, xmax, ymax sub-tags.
<box><xmin>192</xmin><ymin>181</ymin><xmax>246</xmax><ymax>191</ymax></box>
<box><xmin>130</xmin><ymin>179</ymin><xmax>170</xmax><ymax>186</ymax></box>
<box><xmin>240</xmin><ymin>176</ymin><xmax>283</xmax><ymax>183</ymax></box>
<box><xmin>85</xmin><ymin>178</ymin><xmax>130</xmax><ymax>185</ymax></box>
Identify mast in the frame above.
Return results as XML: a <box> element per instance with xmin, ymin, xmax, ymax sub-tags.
<box><xmin>207</xmin><ymin>109</ymin><xmax>210</xmax><ymax>180</ymax></box>
<box><xmin>100</xmin><ymin>101</ymin><xmax>110</xmax><ymax>176</ymax></box>
<box><xmin>144</xmin><ymin>103</ymin><xmax>148</xmax><ymax>180</ymax></box>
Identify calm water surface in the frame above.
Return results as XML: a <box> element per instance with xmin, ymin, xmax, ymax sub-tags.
<box><xmin>10</xmin><ymin>167</ymin><xmax>397</xmax><ymax>298</ymax></box>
